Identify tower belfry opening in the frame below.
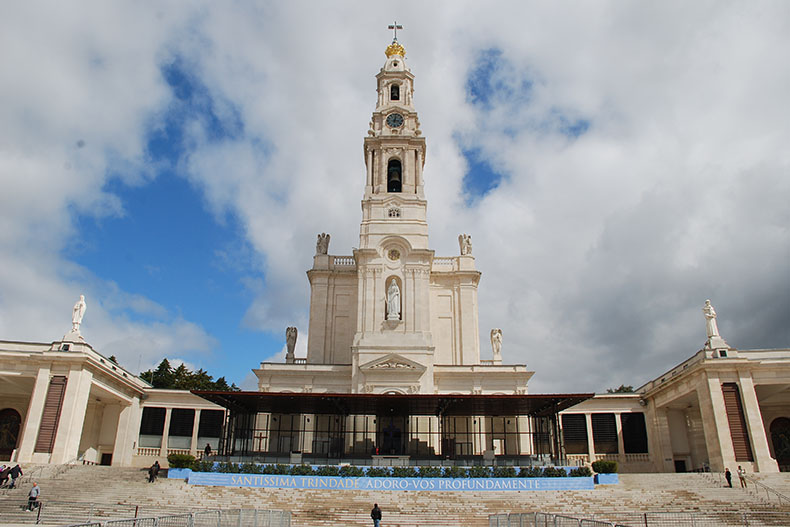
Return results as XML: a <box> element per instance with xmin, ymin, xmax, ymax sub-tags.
<box><xmin>387</xmin><ymin>159</ymin><xmax>402</xmax><ymax>192</ymax></box>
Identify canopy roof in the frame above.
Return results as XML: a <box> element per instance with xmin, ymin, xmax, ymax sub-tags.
<box><xmin>192</xmin><ymin>390</ymin><xmax>593</xmax><ymax>418</ymax></box>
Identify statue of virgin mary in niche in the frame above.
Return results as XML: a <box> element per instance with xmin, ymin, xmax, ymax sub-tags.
<box><xmin>386</xmin><ymin>278</ymin><xmax>401</xmax><ymax>320</ymax></box>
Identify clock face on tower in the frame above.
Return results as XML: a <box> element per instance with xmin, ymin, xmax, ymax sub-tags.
<box><xmin>386</xmin><ymin>113</ymin><xmax>404</xmax><ymax>128</ymax></box>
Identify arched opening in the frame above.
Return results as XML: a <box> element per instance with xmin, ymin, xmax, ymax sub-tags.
<box><xmin>771</xmin><ymin>417</ymin><xmax>790</xmax><ymax>471</ymax></box>
<box><xmin>387</xmin><ymin>159</ymin><xmax>402</xmax><ymax>193</ymax></box>
<box><xmin>390</xmin><ymin>83</ymin><xmax>400</xmax><ymax>101</ymax></box>
<box><xmin>0</xmin><ymin>408</ymin><xmax>22</xmax><ymax>459</ymax></box>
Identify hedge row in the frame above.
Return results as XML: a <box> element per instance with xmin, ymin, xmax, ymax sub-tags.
<box><xmin>167</xmin><ymin>454</ymin><xmax>593</xmax><ymax>478</ymax></box>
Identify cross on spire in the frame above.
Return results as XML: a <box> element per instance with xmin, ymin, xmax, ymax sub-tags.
<box><xmin>388</xmin><ymin>21</ymin><xmax>403</xmax><ymax>41</ymax></box>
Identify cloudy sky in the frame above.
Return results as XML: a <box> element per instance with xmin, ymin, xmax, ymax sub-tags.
<box><xmin>1</xmin><ymin>1</ymin><xmax>788</xmax><ymax>393</ymax></box>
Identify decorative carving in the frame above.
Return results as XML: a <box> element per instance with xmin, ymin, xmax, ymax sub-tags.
<box><xmin>490</xmin><ymin>329</ymin><xmax>503</xmax><ymax>361</ymax></box>
<box><xmin>316</xmin><ymin>233</ymin><xmax>330</xmax><ymax>255</ymax></box>
<box><xmin>364</xmin><ymin>384</ymin><xmax>375</xmax><ymax>393</ymax></box>
<box><xmin>371</xmin><ymin>360</ymin><xmax>415</xmax><ymax>369</ymax></box>
<box><xmin>285</xmin><ymin>327</ymin><xmax>297</xmax><ymax>364</ymax></box>
<box><xmin>703</xmin><ymin>300</ymin><xmax>719</xmax><ymax>338</ymax></box>
<box><xmin>71</xmin><ymin>295</ymin><xmax>87</xmax><ymax>333</ymax></box>
<box><xmin>388</xmin><ymin>207</ymin><xmax>401</xmax><ymax>218</ymax></box>
<box><xmin>408</xmin><ymin>385</ymin><xmax>420</xmax><ymax>394</ymax></box>
<box><xmin>387</xmin><ymin>249</ymin><xmax>400</xmax><ymax>261</ymax></box>
<box><xmin>459</xmin><ymin>234</ymin><xmax>472</xmax><ymax>255</ymax></box>
<box><xmin>386</xmin><ymin>278</ymin><xmax>401</xmax><ymax>320</ymax></box>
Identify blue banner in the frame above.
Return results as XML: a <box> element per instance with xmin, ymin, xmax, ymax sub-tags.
<box><xmin>188</xmin><ymin>472</ymin><xmax>594</xmax><ymax>491</ymax></box>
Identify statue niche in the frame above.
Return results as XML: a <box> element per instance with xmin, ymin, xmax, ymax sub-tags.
<box><xmin>387</xmin><ymin>159</ymin><xmax>402</xmax><ymax>193</ymax></box>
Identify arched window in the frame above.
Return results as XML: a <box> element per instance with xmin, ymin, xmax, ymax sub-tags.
<box><xmin>390</xmin><ymin>84</ymin><xmax>400</xmax><ymax>101</ymax></box>
<box><xmin>0</xmin><ymin>408</ymin><xmax>22</xmax><ymax>457</ymax></box>
<box><xmin>387</xmin><ymin>159</ymin><xmax>402</xmax><ymax>193</ymax></box>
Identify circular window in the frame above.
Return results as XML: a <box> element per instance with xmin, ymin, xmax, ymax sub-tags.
<box><xmin>388</xmin><ymin>249</ymin><xmax>400</xmax><ymax>261</ymax></box>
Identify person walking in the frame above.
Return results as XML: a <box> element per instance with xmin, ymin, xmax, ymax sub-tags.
<box><xmin>26</xmin><ymin>483</ymin><xmax>40</xmax><ymax>511</ymax></box>
<box><xmin>148</xmin><ymin>460</ymin><xmax>160</xmax><ymax>483</ymax></box>
<box><xmin>9</xmin><ymin>464</ymin><xmax>23</xmax><ymax>489</ymax></box>
<box><xmin>737</xmin><ymin>465</ymin><xmax>747</xmax><ymax>488</ymax></box>
<box><xmin>370</xmin><ymin>503</ymin><xmax>382</xmax><ymax>527</ymax></box>
<box><xmin>724</xmin><ymin>468</ymin><xmax>732</xmax><ymax>488</ymax></box>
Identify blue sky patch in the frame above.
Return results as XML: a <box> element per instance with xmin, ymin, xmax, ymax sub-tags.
<box><xmin>461</xmin><ymin>147</ymin><xmax>504</xmax><ymax>203</ymax></box>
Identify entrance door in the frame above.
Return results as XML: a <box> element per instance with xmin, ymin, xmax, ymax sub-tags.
<box><xmin>378</xmin><ymin>416</ymin><xmax>405</xmax><ymax>455</ymax></box>
<box><xmin>100</xmin><ymin>453</ymin><xmax>113</xmax><ymax>466</ymax></box>
<box><xmin>0</xmin><ymin>408</ymin><xmax>21</xmax><ymax>460</ymax></box>
<box><xmin>674</xmin><ymin>459</ymin><xmax>687</xmax><ymax>473</ymax></box>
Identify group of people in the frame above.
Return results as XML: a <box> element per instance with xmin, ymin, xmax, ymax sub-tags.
<box><xmin>0</xmin><ymin>463</ymin><xmax>23</xmax><ymax>488</ymax></box>
<box><xmin>724</xmin><ymin>466</ymin><xmax>748</xmax><ymax>488</ymax></box>
<box><xmin>0</xmin><ymin>464</ymin><xmax>40</xmax><ymax>512</ymax></box>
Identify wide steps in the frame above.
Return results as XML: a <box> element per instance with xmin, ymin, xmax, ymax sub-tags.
<box><xmin>5</xmin><ymin>466</ymin><xmax>790</xmax><ymax>527</ymax></box>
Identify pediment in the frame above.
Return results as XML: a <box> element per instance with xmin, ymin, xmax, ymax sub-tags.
<box><xmin>360</xmin><ymin>353</ymin><xmax>426</xmax><ymax>373</ymax></box>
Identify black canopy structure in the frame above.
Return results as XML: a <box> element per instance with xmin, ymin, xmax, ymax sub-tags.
<box><xmin>192</xmin><ymin>390</ymin><xmax>594</xmax><ymax>465</ymax></box>
<box><xmin>193</xmin><ymin>390</ymin><xmax>592</xmax><ymax>418</ymax></box>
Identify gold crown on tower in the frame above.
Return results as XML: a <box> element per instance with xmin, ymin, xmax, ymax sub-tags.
<box><xmin>385</xmin><ymin>39</ymin><xmax>406</xmax><ymax>58</ymax></box>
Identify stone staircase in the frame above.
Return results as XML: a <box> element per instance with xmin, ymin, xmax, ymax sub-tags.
<box><xmin>1</xmin><ymin>467</ymin><xmax>789</xmax><ymax>526</ymax></box>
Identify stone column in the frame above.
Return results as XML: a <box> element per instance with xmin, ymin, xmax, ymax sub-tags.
<box><xmin>697</xmin><ymin>373</ymin><xmax>734</xmax><ymax>472</ymax></box>
<box><xmin>112</xmin><ymin>397</ymin><xmax>142</xmax><ymax>466</ymax></box>
<box><xmin>190</xmin><ymin>409</ymin><xmax>202</xmax><ymax>457</ymax></box>
<box><xmin>15</xmin><ymin>366</ymin><xmax>51</xmax><ymax>462</ymax></box>
<box><xmin>585</xmin><ymin>413</ymin><xmax>595</xmax><ymax>463</ymax></box>
<box><xmin>50</xmin><ymin>366</ymin><xmax>93</xmax><ymax>464</ymax></box>
<box><xmin>738</xmin><ymin>372</ymin><xmax>779</xmax><ymax>472</ymax></box>
<box><xmin>647</xmin><ymin>405</ymin><xmax>675</xmax><ymax>472</ymax></box>
<box><xmin>160</xmin><ymin>408</ymin><xmax>172</xmax><ymax>458</ymax></box>
<box><xmin>615</xmin><ymin>413</ymin><xmax>626</xmax><ymax>464</ymax></box>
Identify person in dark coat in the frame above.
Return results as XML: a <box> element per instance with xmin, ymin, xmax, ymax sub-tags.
<box><xmin>370</xmin><ymin>503</ymin><xmax>382</xmax><ymax>527</ymax></box>
<box><xmin>204</xmin><ymin>443</ymin><xmax>212</xmax><ymax>458</ymax></box>
<box><xmin>148</xmin><ymin>461</ymin><xmax>160</xmax><ymax>483</ymax></box>
<box><xmin>724</xmin><ymin>468</ymin><xmax>732</xmax><ymax>488</ymax></box>
<box><xmin>0</xmin><ymin>466</ymin><xmax>10</xmax><ymax>487</ymax></box>
<box><xmin>9</xmin><ymin>464</ymin><xmax>23</xmax><ymax>489</ymax></box>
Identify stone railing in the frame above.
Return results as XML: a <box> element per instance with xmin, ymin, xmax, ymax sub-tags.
<box><xmin>293</xmin><ymin>358</ymin><xmax>307</xmax><ymax>364</ymax></box>
<box><xmin>332</xmin><ymin>256</ymin><xmax>356</xmax><ymax>267</ymax></box>
<box><xmin>136</xmin><ymin>447</ymin><xmax>159</xmax><ymax>456</ymax></box>
<box><xmin>432</xmin><ymin>257</ymin><xmax>457</xmax><ymax>271</ymax></box>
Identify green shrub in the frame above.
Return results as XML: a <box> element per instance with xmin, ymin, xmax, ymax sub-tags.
<box><xmin>591</xmin><ymin>460</ymin><xmax>618</xmax><ymax>474</ymax></box>
<box><xmin>366</xmin><ymin>467</ymin><xmax>391</xmax><ymax>477</ymax></box>
<box><xmin>569</xmin><ymin>466</ymin><xmax>592</xmax><ymax>477</ymax></box>
<box><xmin>262</xmin><ymin>464</ymin><xmax>289</xmax><ymax>474</ymax></box>
<box><xmin>339</xmin><ymin>465</ymin><xmax>365</xmax><ymax>477</ymax></box>
<box><xmin>217</xmin><ymin>462</ymin><xmax>241</xmax><ymax>473</ymax></box>
<box><xmin>468</xmin><ymin>466</ymin><xmax>491</xmax><ymax>478</ymax></box>
<box><xmin>417</xmin><ymin>466</ymin><xmax>443</xmax><ymax>478</ymax></box>
<box><xmin>192</xmin><ymin>460</ymin><xmax>215</xmax><ymax>472</ymax></box>
<box><xmin>315</xmin><ymin>465</ymin><xmax>339</xmax><ymax>476</ymax></box>
<box><xmin>541</xmin><ymin>466</ymin><xmax>567</xmax><ymax>477</ymax></box>
<box><xmin>392</xmin><ymin>466</ymin><xmax>417</xmax><ymax>478</ymax></box>
<box><xmin>239</xmin><ymin>462</ymin><xmax>264</xmax><ymax>474</ymax></box>
<box><xmin>442</xmin><ymin>465</ymin><xmax>467</xmax><ymax>478</ymax></box>
<box><xmin>167</xmin><ymin>453</ymin><xmax>196</xmax><ymax>469</ymax></box>
<box><xmin>493</xmin><ymin>466</ymin><xmax>517</xmax><ymax>478</ymax></box>
<box><xmin>518</xmin><ymin>466</ymin><xmax>543</xmax><ymax>478</ymax></box>
<box><xmin>290</xmin><ymin>464</ymin><xmax>315</xmax><ymax>476</ymax></box>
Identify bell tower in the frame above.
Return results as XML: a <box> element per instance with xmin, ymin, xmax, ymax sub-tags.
<box><xmin>359</xmin><ymin>35</ymin><xmax>428</xmax><ymax>252</ymax></box>
<box><xmin>351</xmin><ymin>33</ymin><xmax>436</xmax><ymax>393</ymax></box>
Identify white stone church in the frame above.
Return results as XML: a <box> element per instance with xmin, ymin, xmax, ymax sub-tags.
<box><xmin>1</xmin><ymin>36</ymin><xmax>789</xmax><ymax>476</ymax></box>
